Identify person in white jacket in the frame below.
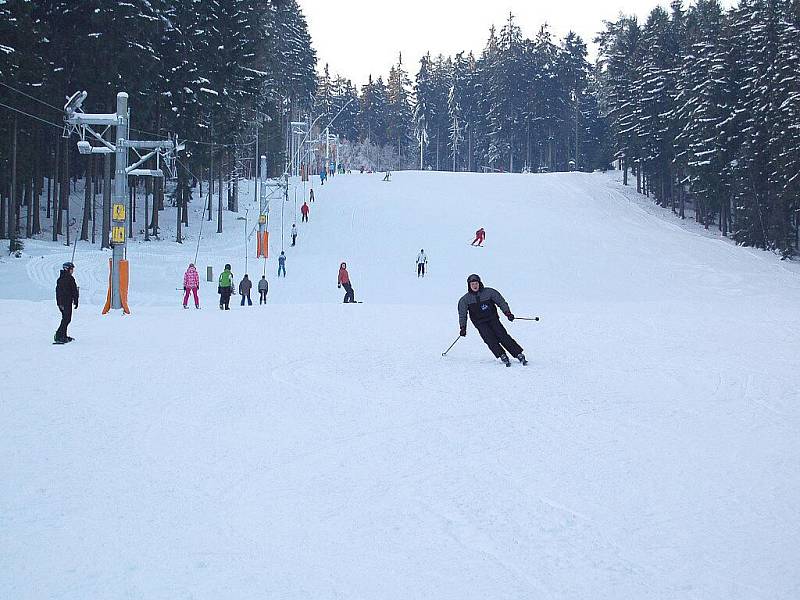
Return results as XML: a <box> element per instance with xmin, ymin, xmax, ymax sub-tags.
<box><xmin>291</xmin><ymin>223</ymin><xmax>298</xmax><ymax>246</ymax></box>
<box><xmin>416</xmin><ymin>249</ymin><xmax>428</xmax><ymax>277</ymax></box>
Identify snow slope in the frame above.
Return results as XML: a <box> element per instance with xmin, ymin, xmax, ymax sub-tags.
<box><xmin>1</xmin><ymin>170</ymin><xmax>799</xmax><ymax>599</ymax></box>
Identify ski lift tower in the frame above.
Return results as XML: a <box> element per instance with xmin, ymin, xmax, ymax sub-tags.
<box><xmin>64</xmin><ymin>90</ymin><xmax>183</xmax><ymax>314</ymax></box>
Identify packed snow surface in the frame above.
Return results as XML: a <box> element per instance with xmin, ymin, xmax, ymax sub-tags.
<box><xmin>1</xmin><ymin>171</ymin><xmax>799</xmax><ymax>599</ymax></box>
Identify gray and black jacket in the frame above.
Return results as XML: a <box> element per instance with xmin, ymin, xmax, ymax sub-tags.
<box><xmin>458</xmin><ymin>284</ymin><xmax>510</xmax><ymax>329</ymax></box>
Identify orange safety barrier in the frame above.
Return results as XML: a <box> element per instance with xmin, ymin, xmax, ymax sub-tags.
<box><xmin>101</xmin><ymin>258</ymin><xmax>131</xmax><ymax>315</ymax></box>
<box><xmin>257</xmin><ymin>231</ymin><xmax>269</xmax><ymax>258</ymax></box>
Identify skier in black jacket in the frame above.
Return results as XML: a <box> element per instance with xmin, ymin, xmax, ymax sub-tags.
<box><xmin>457</xmin><ymin>273</ymin><xmax>527</xmax><ymax>366</ymax></box>
<box><xmin>55</xmin><ymin>261</ymin><xmax>79</xmax><ymax>343</ymax></box>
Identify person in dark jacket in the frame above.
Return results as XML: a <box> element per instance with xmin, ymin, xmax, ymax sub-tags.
<box><xmin>457</xmin><ymin>274</ymin><xmax>526</xmax><ymax>366</ymax></box>
<box><xmin>54</xmin><ymin>261</ymin><xmax>79</xmax><ymax>343</ymax></box>
<box><xmin>258</xmin><ymin>275</ymin><xmax>269</xmax><ymax>304</ymax></box>
<box><xmin>239</xmin><ymin>274</ymin><xmax>252</xmax><ymax>306</ymax></box>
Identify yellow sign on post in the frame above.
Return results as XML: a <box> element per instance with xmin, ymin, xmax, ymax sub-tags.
<box><xmin>111</xmin><ymin>226</ymin><xmax>126</xmax><ymax>243</ymax></box>
<box><xmin>259</xmin><ymin>214</ymin><xmax>266</xmax><ymax>225</ymax></box>
<box><xmin>113</xmin><ymin>204</ymin><xmax>126</xmax><ymax>220</ymax></box>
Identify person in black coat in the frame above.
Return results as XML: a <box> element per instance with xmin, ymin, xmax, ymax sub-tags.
<box><xmin>55</xmin><ymin>262</ymin><xmax>79</xmax><ymax>343</ymax></box>
<box><xmin>457</xmin><ymin>273</ymin><xmax>526</xmax><ymax>366</ymax></box>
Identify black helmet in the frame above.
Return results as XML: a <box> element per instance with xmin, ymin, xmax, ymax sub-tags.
<box><xmin>62</xmin><ymin>261</ymin><xmax>75</xmax><ymax>270</ymax></box>
<box><xmin>224</xmin><ymin>263</ymin><xmax>231</xmax><ymax>270</ymax></box>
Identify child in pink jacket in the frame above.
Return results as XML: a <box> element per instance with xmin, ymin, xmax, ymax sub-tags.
<box><xmin>183</xmin><ymin>263</ymin><xmax>200</xmax><ymax>308</ymax></box>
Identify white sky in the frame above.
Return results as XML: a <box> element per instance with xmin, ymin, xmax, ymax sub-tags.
<box><xmin>299</xmin><ymin>0</ymin><xmax>734</xmax><ymax>88</ymax></box>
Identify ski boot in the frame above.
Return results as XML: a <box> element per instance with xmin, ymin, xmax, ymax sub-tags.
<box><xmin>500</xmin><ymin>353</ymin><xmax>511</xmax><ymax>367</ymax></box>
<box><xmin>516</xmin><ymin>353</ymin><xmax>528</xmax><ymax>366</ymax></box>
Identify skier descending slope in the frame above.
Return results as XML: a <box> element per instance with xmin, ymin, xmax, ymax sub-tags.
<box><xmin>471</xmin><ymin>227</ymin><xmax>486</xmax><ymax>246</ymax></box>
<box><xmin>458</xmin><ymin>274</ymin><xmax>527</xmax><ymax>366</ymax></box>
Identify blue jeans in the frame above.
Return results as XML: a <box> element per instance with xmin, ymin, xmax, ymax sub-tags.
<box><xmin>278</xmin><ymin>264</ymin><xmax>286</xmax><ymax>277</ymax></box>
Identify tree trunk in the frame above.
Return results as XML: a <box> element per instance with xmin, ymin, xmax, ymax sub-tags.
<box><xmin>10</xmin><ymin>116</ymin><xmax>18</xmax><ymax>242</ymax></box>
<box><xmin>636</xmin><ymin>161</ymin><xmax>641</xmax><ymax>194</ymax></box>
<box><xmin>91</xmin><ymin>157</ymin><xmax>96</xmax><ymax>244</ymax></box>
<box><xmin>25</xmin><ymin>176</ymin><xmax>32</xmax><ymax>238</ymax></box>
<box><xmin>623</xmin><ymin>156</ymin><xmax>628</xmax><ymax>186</ymax></box>
<box><xmin>52</xmin><ymin>132</ymin><xmax>60</xmax><ymax>241</ymax></box>
<box><xmin>217</xmin><ymin>153</ymin><xmax>223</xmax><ymax>233</ymax></box>
<box><xmin>176</xmin><ymin>177</ymin><xmax>183</xmax><ymax>243</ymax></box>
<box><xmin>33</xmin><ymin>143</ymin><xmax>41</xmax><ymax>235</ymax></box>
<box><xmin>151</xmin><ymin>177</ymin><xmax>160</xmax><ymax>237</ymax></box>
<box><xmin>144</xmin><ymin>176</ymin><xmax>150</xmax><ymax>241</ymax></box>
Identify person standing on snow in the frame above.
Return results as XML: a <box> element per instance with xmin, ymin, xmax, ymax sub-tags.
<box><xmin>300</xmin><ymin>201</ymin><xmax>309</xmax><ymax>223</ymax></box>
<box><xmin>457</xmin><ymin>274</ymin><xmax>527</xmax><ymax>367</ymax></box>
<box><xmin>416</xmin><ymin>249</ymin><xmax>428</xmax><ymax>277</ymax></box>
<box><xmin>291</xmin><ymin>223</ymin><xmax>298</xmax><ymax>246</ymax></box>
<box><xmin>338</xmin><ymin>262</ymin><xmax>355</xmax><ymax>303</ymax></box>
<box><xmin>183</xmin><ymin>263</ymin><xmax>200</xmax><ymax>309</ymax></box>
<box><xmin>309</xmin><ymin>188</ymin><xmax>315</xmax><ymax>202</ymax></box>
<box><xmin>320</xmin><ymin>168</ymin><xmax>326</xmax><ymax>186</ymax></box>
<box><xmin>471</xmin><ymin>227</ymin><xmax>486</xmax><ymax>246</ymax></box>
<box><xmin>218</xmin><ymin>264</ymin><xmax>234</xmax><ymax>310</ymax></box>
<box><xmin>54</xmin><ymin>261</ymin><xmax>79</xmax><ymax>343</ymax></box>
<box><xmin>277</xmin><ymin>251</ymin><xmax>287</xmax><ymax>277</ymax></box>
<box><xmin>258</xmin><ymin>275</ymin><xmax>268</xmax><ymax>304</ymax></box>
<box><xmin>239</xmin><ymin>274</ymin><xmax>253</xmax><ymax>306</ymax></box>
<box><xmin>383</xmin><ymin>170</ymin><xmax>391</xmax><ymax>181</ymax></box>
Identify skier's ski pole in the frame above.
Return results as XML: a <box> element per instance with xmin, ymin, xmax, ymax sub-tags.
<box><xmin>441</xmin><ymin>336</ymin><xmax>461</xmax><ymax>356</ymax></box>
<box><xmin>516</xmin><ymin>316</ymin><xmax>540</xmax><ymax>321</ymax></box>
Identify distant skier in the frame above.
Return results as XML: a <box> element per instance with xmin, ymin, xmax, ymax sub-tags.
<box><xmin>182</xmin><ymin>262</ymin><xmax>200</xmax><ymax>309</ymax></box>
<box><xmin>309</xmin><ymin>188</ymin><xmax>315</xmax><ymax>202</ymax></box>
<box><xmin>258</xmin><ymin>275</ymin><xmax>268</xmax><ymax>304</ymax></box>
<box><xmin>471</xmin><ymin>228</ymin><xmax>486</xmax><ymax>246</ymax></box>
<box><xmin>383</xmin><ymin>170</ymin><xmax>391</xmax><ymax>181</ymax></box>
<box><xmin>54</xmin><ymin>261</ymin><xmax>79</xmax><ymax>343</ymax></box>
<box><xmin>277</xmin><ymin>251</ymin><xmax>287</xmax><ymax>277</ymax></box>
<box><xmin>338</xmin><ymin>262</ymin><xmax>355</xmax><ymax>303</ymax></box>
<box><xmin>416</xmin><ymin>249</ymin><xmax>428</xmax><ymax>277</ymax></box>
<box><xmin>301</xmin><ymin>201</ymin><xmax>309</xmax><ymax>223</ymax></box>
<box><xmin>291</xmin><ymin>223</ymin><xmax>298</xmax><ymax>246</ymax></box>
<box><xmin>320</xmin><ymin>168</ymin><xmax>327</xmax><ymax>185</ymax></box>
<box><xmin>239</xmin><ymin>274</ymin><xmax>252</xmax><ymax>306</ymax></box>
<box><xmin>218</xmin><ymin>264</ymin><xmax>234</xmax><ymax>310</ymax></box>
<box><xmin>458</xmin><ymin>273</ymin><xmax>526</xmax><ymax>367</ymax></box>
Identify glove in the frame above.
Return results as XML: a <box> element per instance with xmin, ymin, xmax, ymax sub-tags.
<box><xmin>338</xmin><ymin>283</ymin><xmax>341</xmax><ymax>288</ymax></box>
<box><xmin>505</xmin><ymin>311</ymin><xmax>514</xmax><ymax>321</ymax></box>
<box><xmin>73</xmin><ymin>301</ymin><xmax>78</xmax><ymax>309</ymax></box>
<box><xmin>459</xmin><ymin>327</ymin><xmax>467</xmax><ymax>337</ymax></box>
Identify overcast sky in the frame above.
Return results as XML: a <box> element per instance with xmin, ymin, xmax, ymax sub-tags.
<box><xmin>299</xmin><ymin>0</ymin><xmax>733</xmax><ymax>88</ymax></box>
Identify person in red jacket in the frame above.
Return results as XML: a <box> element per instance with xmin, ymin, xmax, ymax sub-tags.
<box><xmin>301</xmin><ymin>201</ymin><xmax>309</xmax><ymax>222</ymax></box>
<box><xmin>471</xmin><ymin>227</ymin><xmax>486</xmax><ymax>246</ymax></box>
<box><xmin>338</xmin><ymin>262</ymin><xmax>355</xmax><ymax>303</ymax></box>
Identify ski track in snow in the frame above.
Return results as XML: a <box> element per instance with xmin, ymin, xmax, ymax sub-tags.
<box><xmin>2</xmin><ymin>171</ymin><xmax>800</xmax><ymax>599</ymax></box>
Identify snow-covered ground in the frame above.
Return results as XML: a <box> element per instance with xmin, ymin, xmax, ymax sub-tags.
<box><xmin>1</xmin><ymin>170</ymin><xmax>799</xmax><ymax>599</ymax></box>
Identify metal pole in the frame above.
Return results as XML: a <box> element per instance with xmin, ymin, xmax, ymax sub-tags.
<box><xmin>258</xmin><ymin>155</ymin><xmax>267</xmax><ymax>258</ymax></box>
<box><xmin>111</xmin><ymin>92</ymin><xmax>129</xmax><ymax>310</ymax></box>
